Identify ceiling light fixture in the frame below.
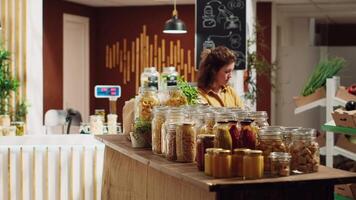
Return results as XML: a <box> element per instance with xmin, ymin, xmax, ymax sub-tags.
<box><xmin>163</xmin><ymin>0</ymin><xmax>187</xmax><ymax>34</ymax></box>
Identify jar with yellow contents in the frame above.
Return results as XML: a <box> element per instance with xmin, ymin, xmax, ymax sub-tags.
<box><xmin>243</xmin><ymin>150</ymin><xmax>264</xmax><ymax>179</ymax></box>
<box><xmin>204</xmin><ymin>148</ymin><xmax>222</xmax><ymax>176</ymax></box>
<box><xmin>212</xmin><ymin>149</ymin><xmax>232</xmax><ymax>178</ymax></box>
<box><xmin>231</xmin><ymin>148</ymin><xmax>250</xmax><ymax>177</ymax></box>
<box><xmin>136</xmin><ymin>87</ymin><xmax>160</xmax><ymax>121</ymax></box>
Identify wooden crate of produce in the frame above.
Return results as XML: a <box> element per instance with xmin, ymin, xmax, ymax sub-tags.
<box><xmin>336</xmin><ymin>86</ymin><xmax>356</xmax><ymax>102</ymax></box>
<box><xmin>332</xmin><ymin>109</ymin><xmax>356</xmax><ymax>128</ymax></box>
<box><xmin>293</xmin><ymin>87</ymin><xmax>326</xmax><ymax>107</ymax></box>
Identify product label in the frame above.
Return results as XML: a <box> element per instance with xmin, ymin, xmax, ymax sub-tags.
<box><xmin>167</xmin><ymin>75</ymin><xmax>177</xmax><ymax>86</ymax></box>
<box><xmin>148</xmin><ymin>76</ymin><xmax>159</xmax><ymax>89</ymax></box>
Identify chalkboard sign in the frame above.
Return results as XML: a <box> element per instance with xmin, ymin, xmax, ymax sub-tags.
<box><xmin>195</xmin><ymin>0</ymin><xmax>246</xmax><ymax>70</ymax></box>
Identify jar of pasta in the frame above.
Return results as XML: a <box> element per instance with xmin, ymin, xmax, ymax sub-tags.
<box><xmin>151</xmin><ymin>106</ymin><xmax>167</xmax><ymax>155</ymax></box>
<box><xmin>269</xmin><ymin>152</ymin><xmax>291</xmax><ymax>177</ymax></box>
<box><xmin>212</xmin><ymin>149</ymin><xmax>232</xmax><ymax>178</ymax></box>
<box><xmin>137</xmin><ymin>87</ymin><xmax>160</xmax><ymax>121</ymax></box>
<box><xmin>243</xmin><ymin>150</ymin><xmax>264</xmax><ymax>179</ymax></box>
<box><xmin>162</xmin><ymin>86</ymin><xmax>188</xmax><ymax>107</ymax></box>
<box><xmin>289</xmin><ymin>128</ymin><xmax>319</xmax><ymax>173</ymax></box>
<box><xmin>232</xmin><ymin>148</ymin><xmax>250</xmax><ymax>177</ymax></box>
<box><xmin>176</xmin><ymin>122</ymin><xmax>196</xmax><ymax>162</ymax></box>
<box><xmin>196</xmin><ymin>134</ymin><xmax>215</xmax><ymax>171</ymax></box>
<box><xmin>256</xmin><ymin>127</ymin><xmax>286</xmax><ymax>172</ymax></box>
<box><xmin>164</xmin><ymin>108</ymin><xmax>185</xmax><ymax>161</ymax></box>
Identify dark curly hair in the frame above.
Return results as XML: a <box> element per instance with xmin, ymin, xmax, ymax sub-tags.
<box><xmin>197</xmin><ymin>46</ymin><xmax>236</xmax><ymax>90</ymax></box>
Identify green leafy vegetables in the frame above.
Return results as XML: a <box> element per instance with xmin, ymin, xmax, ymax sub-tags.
<box><xmin>301</xmin><ymin>57</ymin><xmax>346</xmax><ymax>96</ymax></box>
<box><xmin>177</xmin><ymin>76</ymin><xmax>199</xmax><ymax>105</ymax></box>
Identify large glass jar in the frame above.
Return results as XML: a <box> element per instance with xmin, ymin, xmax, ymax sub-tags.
<box><xmin>250</xmin><ymin>111</ymin><xmax>269</xmax><ymax>129</ymax></box>
<box><xmin>176</xmin><ymin>122</ymin><xmax>196</xmax><ymax>162</ymax></box>
<box><xmin>136</xmin><ymin>87</ymin><xmax>160</xmax><ymax>121</ymax></box>
<box><xmin>213</xmin><ymin>121</ymin><xmax>232</xmax><ymax>150</ymax></box>
<box><xmin>269</xmin><ymin>152</ymin><xmax>291</xmax><ymax>177</ymax></box>
<box><xmin>196</xmin><ymin>134</ymin><xmax>215</xmax><ymax>171</ymax></box>
<box><xmin>256</xmin><ymin>127</ymin><xmax>286</xmax><ymax>172</ymax></box>
<box><xmin>243</xmin><ymin>150</ymin><xmax>264</xmax><ymax>179</ymax></box>
<box><xmin>141</xmin><ymin>67</ymin><xmax>160</xmax><ymax>90</ymax></box>
<box><xmin>237</xmin><ymin>119</ymin><xmax>257</xmax><ymax>149</ymax></box>
<box><xmin>160</xmin><ymin>66</ymin><xmax>178</xmax><ymax>89</ymax></box>
<box><xmin>162</xmin><ymin>86</ymin><xmax>188</xmax><ymax>107</ymax></box>
<box><xmin>164</xmin><ymin>108</ymin><xmax>185</xmax><ymax>161</ymax></box>
<box><xmin>289</xmin><ymin>128</ymin><xmax>319</xmax><ymax>173</ymax></box>
<box><xmin>281</xmin><ymin>127</ymin><xmax>301</xmax><ymax>151</ymax></box>
<box><xmin>200</xmin><ymin>111</ymin><xmax>215</xmax><ymax>135</ymax></box>
<box><xmin>151</xmin><ymin>106</ymin><xmax>167</xmax><ymax>154</ymax></box>
<box><xmin>232</xmin><ymin>148</ymin><xmax>250</xmax><ymax>177</ymax></box>
<box><xmin>212</xmin><ymin>149</ymin><xmax>232</xmax><ymax>178</ymax></box>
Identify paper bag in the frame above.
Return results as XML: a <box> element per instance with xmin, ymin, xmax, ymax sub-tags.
<box><xmin>122</xmin><ymin>98</ymin><xmax>135</xmax><ymax>139</ymax></box>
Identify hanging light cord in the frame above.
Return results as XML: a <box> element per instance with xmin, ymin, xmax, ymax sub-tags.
<box><xmin>172</xmin><ymin>0</ymin><xmax>178</xmax><ymax>17</ymax></box>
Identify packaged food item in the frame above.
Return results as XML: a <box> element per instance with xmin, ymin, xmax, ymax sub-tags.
<box><xmin>269</xmin><ymin>152</ymin><xmax>291</xmax><ymax>177</ymax></box>
<box><xmin>141</xmin><ymin>67</ymin><xmax>160</xmax><ymax>90</ymax></box>
<box><xmin>204</xmin><ymin>148</ymin><xmax>222</xmax><ymax>176</ymax></box>
<box><xmin>162</xmin><ymin>86</ymin><xmax>188</xmax><ymax>107</ymax></box>
<box><xmin>237</xmin><ymin>119</ymin><xmax>257</xmax><ymax>149</ymax></box>
<box><xmin>176</xmin><ymin>122</ymin><xmax>196</xmax><ymax>162</ymax></box>
<box><xmin>232</xmin><ymin>148</ymin><xmax>250</xmax><ymax>177</ymax></box>
<box><xmin>137</xmin><ymin>87</ymin><xmax>160</xmax><ymax>121</ymax></box>
<box><xmin>196</xmin><ymin>134</ymin><xmax>215</xmax><ymax>171</ymax></box>
<box><xmin>256</xmin><ymin>127</ymin><xmax>286</xmax><ymax>172</ymax></box>
<box><xmin>0</xmin><ymin>115</ymin><xmax>10</xmax><ymax>126</ymax></box>
<box><xmin>11</xmin><ymin>121</ymin><xmax>25</xmax><ymax>136</ymax></box>
<box><xmin>107</xmin><ymin>114</ymin><xmax>118</xmax><ymax>134</ymax></box>
<box><xmin>164</xmin><ymin>108</ymin><xmax>185</xmax><ymax>160</ymax></box>
<box><xmin>243</xmin><ymin>150</ymin><xmax>264</xmax><ymax>179</ymax></box>
<box><xmin>160</xmin><ymin>66</ymin><xmax>178</xmax><ymax>89</ymax></box>
<box><xmin>250</xmin><ymin>111</ymin><xmax>269</xmax><ymax>129</ymax></box>
<box><xmin>200</xmin><ymin>111</ymin><xmax>215</xmax><ymax>135</ymax></box>
<box><xmin>212</xmin><ymin>149</ymin><xmax>232</xmax><ymax>178</ymax></box>
<box><xmin>90</xmin><ymin>115</ymin><xmax>103</xmax><ymax>135</ymax></box>
<box><xmin>289</xmin><ymin>128</ymin><xmax>319</xmax><ymax>173</ymax></box>
<box><xmin>151</xmin><ymin>106</ymin><xmax>167</xmax><ymax>154</ymax></box>
<box><xmin>213</xmin><ymin>121</ymin><xmax>232</xmax><ymax>150</ymax></box>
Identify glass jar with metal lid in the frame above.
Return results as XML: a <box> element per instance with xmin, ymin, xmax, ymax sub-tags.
<box><xmin>176</xmin><ymin>122</ymin><xmax>196</xmax><ymax>162</ymax></box>
<box><xmin>289</xmin><ymin>128</ymin><xmax>319</xmax><ymax>173</ymax></box>
<box><xmin>162</xmin><ymin>86</ymin><xmax>188</xmax><ymax>107</ymax></box>
<box><xmin>213</xmin><ymin>121</ymin><xmax>232</xmax><ymax>150</ymax></box>
<box><xmin>196</xmin><ymin>134</ymin><xmax>215</xmax><ymax>171</ymax></box>
<box><xmin>160</xmin><ymin>66</ymin><xmax>179</xmax><ymax>89</ymax></box>
<box><xmin>200</xmin><ymin>110</ymin><xmax>215</xmax><ymax>135</ymax></box>
<box><xmin>136</xmin><ymin>87</ymin><xmax>160</xmax><ymax>121</ymax></box>
<box><xmin>212</xmin><ymin>149</ymin><xmax>232</xmax><ymax>178</ymax></box>
<box><xmin>164</xmin><ymin>108</ymin><xmax>186</xmax><ymax>161</ymax></box>
<box><xmin>250</xmin><ymin>111</ymin><xmax>269</xmax><ymax>129</ymax></box>
<box><xmin>204</xmin><ymin>148</ymin><xmax>222</xmax><ymax>176</ymax></box>
<box><xmin>269</xmin><ymin>152</ymin><xmax>292</xmax><ymax>177</ymax></box>
<box><xmin>151</xmin><ymin>106</ymin><xmax>167</xmax><ymax>154</ymax></box>
<box><xmin>232</xmin><ymin>148</ymin><xmax>250</xmax><ymax>177</ymax></box>
<box><xmin>243</xmin><ymin>150</ymin><xmax>264</xmax><ymax>179</ymax></box>
<box><xmin>141</xmin><ymin>67</ymin><xmax>160</xmax><ymax>90</ymax></box>
<box><xmin>256</xmin><ymin>127</ymin><xmax>287</xmax><ymax>172</ymax></box>
<box><xmin>281</xmin><ymin>127</ymin><xmax>301</xmax><ymax>151</ymax></box>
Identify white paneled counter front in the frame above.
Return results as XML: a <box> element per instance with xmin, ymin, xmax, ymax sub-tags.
<box><xmin>0</xmin><ymin>135</ymin><xmax>105</xmax><ymax>200</ymax></box>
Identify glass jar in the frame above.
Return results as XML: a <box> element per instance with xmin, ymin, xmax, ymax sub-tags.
<box><xmin>164</xmin><ymin>108</ymin><xmax>185</xmax><ymax>160</ymax></box>
<box><xmin>204</xmin><ymin>148</ymin><xmax>222</xmax><ymax>176</ymax></box>
<box><xmin>11</xmin><ymin>121</ymin><xmax>25</xmax><ymax>136</ymax></box>
<box><xmin>213</xmin><ymin>121</ymin><xmax>232</xmax><ymax>150</ymax></box>
<box><xmin>189</xmin><ymin>112</ymin><xmax>205</xmax><ymax>136</ymax></box>
<box><xmin>250</xmin><ymin>111</ymin><xmax>269</xmax><ymax>129</ymax></box>
<box><xmin>0</xmin><ymin>114</ymin><xmax>11</xmax><ymax>126</ymax></box>
<box><xmin>137</xmin><ymin>87</ymin><xmax>160</xmax><ymax>121</ymax></box>
<box><xmin>243</xmin><ymin>150</ymin><xmax>264</xmax><ymax>179</ymax></box>
<box><xmin>151</xmin><ymin>106</ymin><xmax>167</xmax><ymax>155</ymax></box>
<box><xmin>232</xmin><ymin>148</ymin><xmax>250</xmax><ymax>177</ymax></box>
<box><xmin>176</xmin><ymin>122</ymin><xmax>196</xmax><ymax>162</ymax></box>
<box><xmin>212</xmin><ymin>149</ymin><xmax>232</xmax><ymax>178</ymax></box>
<box><xmin>269</xmin><ymin>152</ymin><xmax>291</xmax><ymax>177</ymax></box>
<box><xmin>162</xmin><ymin>86</ymin><xmax>188</xmax><ymax>107</ymax></box>
<box><xmin>256</xmin><ymin>128</ymin><xmax>286</xmax><ymax>172</ymax></box>
<box><xmin>237</xmin><ymin>119</ymin><xmax>257</xmax><ymax>149</ymax></box>
<box><xmin>281</xmin><ymin>127</ymin><xmax>301</xmax><ymax>151</ymax></box>
<box><xmin>160</xmin><ymin>66</ymin><xmax>178</xmax><ymax>89</ymax></box>
<box><xmin>200</xmin><ymin>111</ymin><xmax>215</xmax><ymax>135</ymax></box>
<box><xmin>289</xmin><ymin>128</ymin><xmax>319</xmax><ymax>173</ymax></box>
<box><xmin>141</xmin><ymin>67</ymin><xmax>160</xmax><ymax>90</ymax></box>
<box><xmin>90</xmin><ymin>115</ymin><xmax>103</xmax><ymax>135</ymax></box>
<box><xmin>196</xmin><ymin>134</ymin><xmax>215</xmax><ymax>171</ymax></box>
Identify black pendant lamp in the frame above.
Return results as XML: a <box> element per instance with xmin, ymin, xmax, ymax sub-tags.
<box><xmin>163</xmin><ymin>0</ymin><xmax>187</xmax><ymax>34</ymax></box>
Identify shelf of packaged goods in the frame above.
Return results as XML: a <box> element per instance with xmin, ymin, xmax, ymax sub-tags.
<box><xmin>294</xmin><ymin>98</ymin><xmax>326</xmax><ymax>114</ymax></box>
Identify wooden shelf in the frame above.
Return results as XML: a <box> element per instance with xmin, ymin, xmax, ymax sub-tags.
<box><xmin>322</xmin><ymin>121</ymin><xmax>356</xmax><ymax>135</ymax></box>
<box><xmin>294</xmin><ymin>98</ymin><xmax>326</xmax><ymax>114</ymax></box>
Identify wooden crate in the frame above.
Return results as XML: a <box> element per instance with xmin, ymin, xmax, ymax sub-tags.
<box><xmin>293</xmin><ymin>87</ymin><xmax>326</xmax><ymax>107</ymax></box>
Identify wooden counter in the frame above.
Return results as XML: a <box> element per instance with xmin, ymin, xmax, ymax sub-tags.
<box><xmin>96</xmin><ymin>135</ymin><xmax>356</xmax><ymax>200</ymax></box>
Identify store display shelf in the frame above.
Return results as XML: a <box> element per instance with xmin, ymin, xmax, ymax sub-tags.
<box><xmin>334</xmin><ymin>97</ymin><xmax>347</xmax><ymax>105</ymax></box>
<box><xmin>294</xmin><ymin>98</ymin><xmax>326</xmax><ymax>114</ymax></box>
<box><xmin>322</xmin><ymin>121</ymin><xmax>356</xmax><ymax>135</ymax></box>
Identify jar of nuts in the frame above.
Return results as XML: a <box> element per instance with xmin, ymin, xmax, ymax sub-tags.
<box><xmin>151</xmin><ymin>106</ymin><xmax>168</xmax><ymax>155</ymax></box>
<box><xmin>176</xmin><ymin>122</ymin><xmax>196</xmax><ymax>162</ymax></box>
<box><xmin>289</xmin><ymin>128</ymin><xmax>319</xmax><ymax>173</ymax></box>
<box><xmin>269</xmin><ymin>152</ymin><xmax>291</xmax><ymax>177</ymax></box>
<box><xmin>256</xmin><ymin>127</ymin><xmax>286</xmax><ymax>172</ymax></box>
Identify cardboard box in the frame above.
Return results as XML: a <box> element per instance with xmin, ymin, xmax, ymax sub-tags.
<box><xmin>336</xmin><ymin>135</ymin><xmax>356</xmax><ymax>153</ymax></box>
<box><xmin>293</xmin><ymin>87</ymin><xmax>326</xmax><ymax>107</ymax></box>
<box><xmin>336</xmin><ymin>86</ymin><xmax>356</xmax><ymax>102</ymax></box>
<box><xmin>332</xmin><ymin>109</ymin><xmax>356</xmax><ymax>128</ymax></box>
<box><xmin>335</xmin><ymin>184</ymin><xmax>356</xmax><ymax>199</ymax></box>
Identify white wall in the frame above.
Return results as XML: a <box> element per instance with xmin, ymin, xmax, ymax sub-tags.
<box><xmin>26</xmin><ymin>0</ymin><xmax>43</xmax><ymax>134</ymax></box>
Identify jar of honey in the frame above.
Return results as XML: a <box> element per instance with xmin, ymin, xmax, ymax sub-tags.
<box><xmin>232</xmin><ymin>148</ymin><xmax>250</xmax><ymax>177</ymax></box>
<box><xmin>243</xmin><ymin>150</ymin><xmax>264</xmax><ymax>179</ymax></box>
<box><xmin>212</xmin><ymin>149</ymin><xmax>232</xmax><ymax>178</ymax></box>
<box><xmin>204</xmin><ymin>148</ymin><xmax>222</xmax><ymax>176</ymax></box>
<box><xmin>196</xmin><ymin>134</ymin><xmax>215</xmax><ymax>171</ymax></box>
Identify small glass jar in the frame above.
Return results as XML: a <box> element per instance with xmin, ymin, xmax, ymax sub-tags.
<box><xmin>90</xmin><ymin>115</ymin><xmax>103</xmax><ymax>135</ymax></box>
<box><xmin>164</xmin><ymin>108</ymin><xmax>185</xmax><ymax>160</ymax></box>
<box><xmin>176</xmin><ymin>122</ymin><xmax>196</xmax><ymax>162</ymax></box>
<box><xmin>162</xmin><ymin>86</ymin><xmax>188</xmax><ymax>107</ymax></box>
<box><xmin>212</xmin><ymin>149</ymin><xmax>232</xmax><ymax>178</ymax></box>
<box><xmin>160</xmin><ymin>66</ymin><xmax>178</xmax><ymax>89</ymax></box>
<box><xmin>289</xmin><ymin>128</ymin><xmax>319</xmax><ymax>173</ymax></box>
<box><xmin>196</xmin><ymin>134</ymin><xmax>215</xmax><ymax>171</ymax></box>
<box><xmin>151</xmin><ymin>106</ymin><xmax>167</xmax><ymax>155</ymax></box>
<box><xmin>205</xmin><ymin>148</ymin><xmax>222</xmax><ymax>176</ymax></box>
<box><xmin>1</xmin><ymin>126</ymin><xmax>16</xmax><ymax>136</ymax></box>
<box><xmin>141</xmin><ymin>67</ymin><xmax>160</xmax><ymax>90</ymax></box>
<box><xmin>137</xmin><ymin>87</ymin><xmax>160</xmax><ymax>121</ymax></box>
<box><xmin>269</xmin><ymin>152</ymin><xmax>291</xmax><ymax>177</ymax></box>
<box><xmin>256</xmin><ymin>128</ymin><xmax>286</xmax><ymax>172</ymax></box>
<box><xmin>243</xmin><ymin>150</ymin><xmax>264</xmax><ymax>179</ymax></box>
<box><xmin>232</xmin><ymin>148</ymin><xmax>250</xmax><ymax>177</ymax></box>
<box><xmin>11</xmin><ymin>121</ymin><xmax>25</xmax><ymax>136</ymax></box>
<box><xmin>213</xmin><ymin>121</ymin><xmax>232</xmax><ymax>150</ymax></box>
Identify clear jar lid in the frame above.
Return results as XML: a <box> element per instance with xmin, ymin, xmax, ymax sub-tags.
<box><xmin>249</xmin><ymin>111</ymin><xmax>268</xmax><ymax>120</ymax></box>
<box><xmin>261</xmin><ymin>126</ymin><xmax>284</xmax><ymax>132</ymax></box>
<box><xmin>259</xmin><ymin>128</ymin><xmax>283</xmax><ymax>139</ymax></box>
<box><xmin>291</xmin><ymin>128</ymin><xmax>316</xmax><ymax>139</ymax></box>
<box><xmin>215</xmin><ymin>112</ymin><xmax>236</xmax><ymax>123</ymax></box>
<box><xmin>269</xmin><ymin>152</ymin><xmax>291</xmax><ymax>161</ymax></box>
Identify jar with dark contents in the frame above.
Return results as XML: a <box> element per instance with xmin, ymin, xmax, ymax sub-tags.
<box><xmin>237</xmin><ymin>119</ymin><xmax>257</xmax><ymax>150</ymax></box>
<box><xmin>196</xmin><ymin>134</ymin><xmax>215</xmax><ymax>171</ymax></box>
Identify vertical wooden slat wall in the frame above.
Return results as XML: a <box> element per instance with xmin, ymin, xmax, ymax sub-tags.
<box><xmin>105</xmin><ymin>25</ymin><xmax>196</xmax><ymax>93</ymax></box>
<box><xmin>0</xmin><ymin>0</ymin><xmax>27</xmax><ymax>115</ymax></box>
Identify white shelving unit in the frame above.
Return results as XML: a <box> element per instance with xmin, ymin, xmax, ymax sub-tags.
<box><xmin>294</xmin><ymin>76</ymin><xmax>355</xmax><ymax>167</ymax></box>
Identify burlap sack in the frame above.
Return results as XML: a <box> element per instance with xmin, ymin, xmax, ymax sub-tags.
<box><xmin>122</xmin><ymin>98</ymin><xmax>135</xmax><ymax>139</ymax></box>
